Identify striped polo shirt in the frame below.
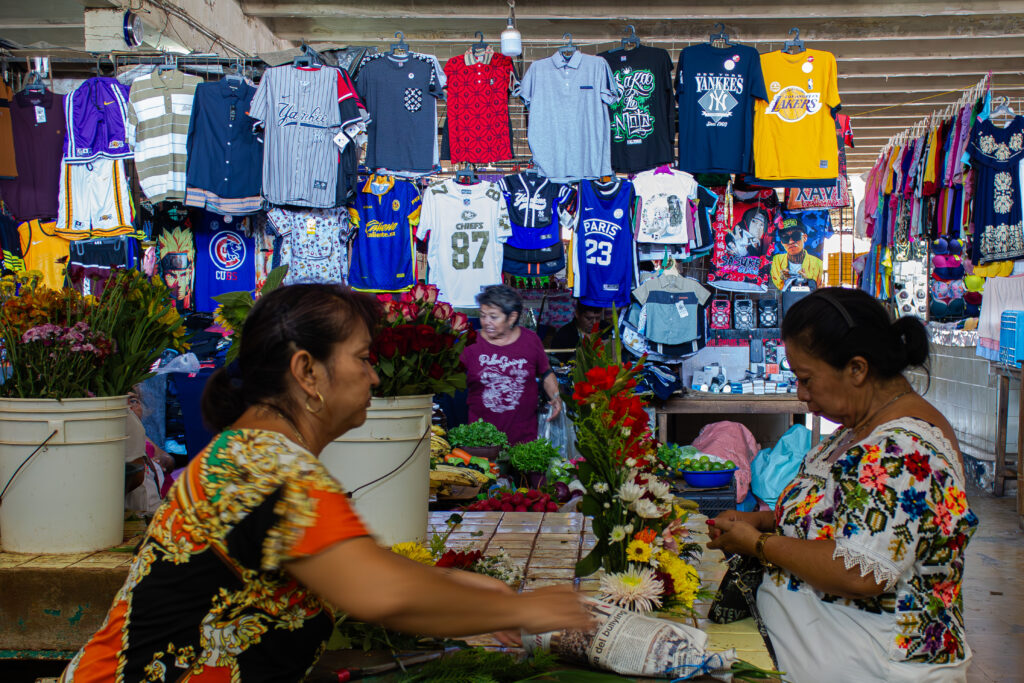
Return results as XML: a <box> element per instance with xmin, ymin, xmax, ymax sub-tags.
<box><xmin>128</xmin><ymin>69</ymin><xmax>202</xmax><ymax>203</ymax></box>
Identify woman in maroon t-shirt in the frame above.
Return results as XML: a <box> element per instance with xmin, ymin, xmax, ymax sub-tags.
<box><xmin>460</xmin><ymin>285</ymin><xmax>563</xmax><ymax>445</ymax></box>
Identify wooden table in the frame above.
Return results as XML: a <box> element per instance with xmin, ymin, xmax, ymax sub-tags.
<box><xmin>991</xmin><ymin>363</ymin><xmax>1024</xmax><ymax>529</ymax></box>
<box><xmin>655</xmin><ymin>393</ymin><xmax>821</xmax><ymax>445</ymax></box>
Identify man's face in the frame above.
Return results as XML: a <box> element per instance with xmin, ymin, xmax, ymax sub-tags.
<box><xmin>578</xmin><ymin>309</ymin><xmax>604</xmax><ymax>333</ymax></box>
<box><xmin>781</xmin><ymin>229</ymin><xmax>807</xmax><ymax>256</ymax></box>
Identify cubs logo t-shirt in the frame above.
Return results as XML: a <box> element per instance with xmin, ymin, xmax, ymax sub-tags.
<box><xmin>194</xmin><ymin>213</ymin><xmax>255</xmax><ymax>312</ymax></box>
<box><xmin>753</xmin><ymin>49</ymin><xmax>841</xmax><ymax>181</ymax></box>
<box><xmin>676</xmin><ymin>43</ymin><xmax>766</xmax><ymax>174</ymax></box>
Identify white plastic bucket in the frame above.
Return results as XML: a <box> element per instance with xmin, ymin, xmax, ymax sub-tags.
<box><xmin>0</xmin><ymin>396</ymin><xmax>127</xmax><ymax>553</ymax></box>
<box><xmin>319</xmin><ymin>394</ymin><xmax>432</xmax><ymax>546</ymax></box>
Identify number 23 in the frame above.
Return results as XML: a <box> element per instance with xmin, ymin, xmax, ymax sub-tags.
<box><xmin>585</xmin><ymin>238</ymin><xmax>612</xmax><ymax>266</ymax></box>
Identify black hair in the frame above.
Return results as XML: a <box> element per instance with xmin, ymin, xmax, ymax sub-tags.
<box><xmin>781</xmin><ymin>287</ymin><xmax>929</xmax><ymax>379</ymax></box>
<box><xmin>476</xmin><ymin>284</ymin><xmax>523</xmax><ymax>326</ymax></box>
<box><xmin>576</xmin><ymin>302</ymin><xmax>604</xmax><ymax>315</ymax></box>
<box><xmin>201</xmin><ymin>284</ymin><xmax>380</xmax><ymax>433</ymax></box>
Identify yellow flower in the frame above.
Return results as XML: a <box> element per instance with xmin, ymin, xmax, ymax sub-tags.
<box><xmin>390</xmin><ymin>542</ymin><xmax>434</xmax><ymax>565</ymax></box>
<box><xmin>944</xmin><ymin>486</ymin><xmax>967</xmax><ymax>515</ymax></box>
<box><xmin>626</xmin><ymin>539</ymin><xmax>653</xmax><ymax>563</ymax></box>
<box><xmin>212</xmin><ymin>305</ymin><xmax>234</xmax><ymax>333</ymax></box>
<box><xmin>655</xmin><ymin>550</ymin><xmax>700</xmax><ymax>606</ymax></box>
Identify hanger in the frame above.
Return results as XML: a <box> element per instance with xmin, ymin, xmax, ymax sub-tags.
<box><xmin>709</xmin><ymin>22</ymin><xmax>731</xmax><ymax>48</ymax></box>
<box><xmin>94</xmin><ymin>56</ymin><xmax>103</xmax><ymax>77</ymax></box>
<box><xmin>471</xmin><ymin>31</ymin><xmax>489</xmax><ymax>55</ymax></box>
<box><xmin>990</xmin><ymin>95</ymin><xmax>1016</xmax><ymax>120</ymax></box>
<box><xmin>390</xmin><ymin>31</ymin><xmax>410</xmax><ymax>57</ymax></box>
<box><xmin>293</xmin><ymin>42</ymin><xmax>317</xmax><ymax>67</ymax></box>
<box><xmin>608</xmin><ymin>24</ymin><xmax>640</xmax><ymax>53</ymax></box>
<box><xmin>156</xmin><ymin>53</ymin><xmax>177</xmax><ymax>72</ymax></box>
<box><xmin>454</xmin><ymin>165</ymin><xmax>478</xmax><ymax>184</ymax></box>
<box><xmin>22</xmin><ymin>71</ymin><xmax>46</xmax><ymax>94</ymax></box>
<box><xmin>558</xmin><ymin>33</ymin><xmax>576</xmax><ymax>60</ymax></box>
<box><xmin>783</xmin><ymin>27</ymin><xmax>805</xmax><ymax>54</ymax></box>
<box><xmin>224</xmin><ymin>59</ymin><xmax>245</xmax><ymax>83</ymax></box>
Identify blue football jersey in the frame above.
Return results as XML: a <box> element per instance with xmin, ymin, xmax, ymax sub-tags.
<box><xmin>574</xmin><ymin>179</ymin><xmax>635</xmax><ymax>308</ymax></box>
<box><xmin>194</xmin><ymin>213</ymin><xmax>256</xmax><ymax>313</ymax></box>
<box><xmin>348</xmin><ymin>175</ymin><xmax>422</xmax><ymax>292</ymax></box>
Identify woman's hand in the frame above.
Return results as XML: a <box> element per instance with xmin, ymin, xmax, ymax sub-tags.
<box><xmin>439</xmin><ymin>568</ymin><xmax>522</xmax><ymax>646</ymax></box>
<box><xmin>706</xmin><ymin>510</ymin><xmax>775</xmax><ymax>541</ymax></box>
<box><xmin>547</xmin><ymin>395</ymin><xmax>563</xmax><ymax>421</ymax></box>
<box><xmin>513</xmin><ymin>585</ymin><xmax>594</xmax><ymax>635</ymax></box>
<box><xmin>706</xmin><ymin>516</ymin><xmax>762</xmax><ymax>556</ymax></box>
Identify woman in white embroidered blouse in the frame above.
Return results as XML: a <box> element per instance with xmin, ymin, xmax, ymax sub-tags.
<box><xmin>707</xmin><ymin>288</ymin><xmax>977</xmax><ymax>683</ymax></box>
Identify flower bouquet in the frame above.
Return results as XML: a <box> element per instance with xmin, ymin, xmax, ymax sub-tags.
<box><xmin>570</xmin><ymin>322</ymin><xmax>706</xmax><ymax>617</ymax></box>
<box><xmin>0</xmin><ymin>269</ymin><xmax>188</xmax><ymax>398</ymax></box>
<box><xmin>371</xmin><ymin>283</ymin><xmax>474</xmax><ymax>397</ymax></box>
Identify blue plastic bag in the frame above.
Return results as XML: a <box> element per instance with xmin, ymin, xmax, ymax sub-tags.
<box><xmin>750</xmin><ymin>424</ymin><xmax>812</xmax><ymax>508</ymax></box>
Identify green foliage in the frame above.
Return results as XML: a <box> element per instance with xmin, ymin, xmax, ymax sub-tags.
<box><xmin>447</xmin><ymin>419</ymin><xmax>510</xmax><ymax>451</ymax></box>
<box><xmin>398</xmin><ymin>648</ymin><xmax>560</xmax><ymax>682</ymax></box>
<box><xmin>507</xmin><ymin>437</ymin><xmax>561</xmax><ymax>473</ymax></box>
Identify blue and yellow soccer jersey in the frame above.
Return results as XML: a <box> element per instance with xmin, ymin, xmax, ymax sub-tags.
<box><xmin>348</xmin><ymin>175</ymin><xmax>422</xmax><ymax>292</ymax></box>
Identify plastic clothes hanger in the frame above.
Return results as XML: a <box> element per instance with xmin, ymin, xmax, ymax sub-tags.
<box><xmin>390</xmin><ymin>31</ymin><xmax>410</xmax><ymax>58</ymax></box>
<box><xmin>709</xmin><ymin>23</ymin><xmax>731</xmax><ymax>48</ymax></box>
<box><xmin>454</xmin><ymin>165</ymin><xmax>478</xmax><ymax>184</ymax></box>
<box><xmin>609</xmin><ymin>25</ymin><xmax>640</xmax><ymax>53</ymax></box>
<box><xmin>22</xmin><ymin>71</ymin><xmax>46</xmax><ymax>94</ymax></box>
<box><xmin>783</xmin><ymin>27</ymin><xmax>805</xmax><ymax>54</ymax></box>
<box><xmin>471</xmin><ymin>31</ymin><xmax>489</xmax><ymax>55</ymax></box>
<box><xmin>156</xmin><ymin>53</ymin><xmax>177</xmax><ymax>72</ymax></box>
<box><xmin>558</xmin><ymin>33</ymin><xmax>576</xmax><ymax>61</ymax></box>
<box><xmin>224</xmin><ymin>60</ymin><xmax>245</xmax><ymax>83</ymax></box>
<box><xmin>293</xmin><ymin>42</ymin><xmax>316</xmax><ymax>67</ymax></box>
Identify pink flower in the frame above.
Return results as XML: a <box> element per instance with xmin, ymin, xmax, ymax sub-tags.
<box><xmin>376</xmin><ymin>293</ymin><xmax>393</xmax><ymax>304</ymax></box>
<box><xmin>931</xmin><ymin>502</ymin><xmax>954</xmax><ymax>535</ymax></box>
<box><xmin>859</xmin><ymin>463</ymin><xmax>889</xmax><ymax>491</ymax></box>
<box><xmin>932</xmin><ymin>580</ymin><xmax>959</xmax><ymax>608</ymax></box>
<box><xmin>410</xmin><ymin>282</ymin><xmax>438</xmax><ymax>305</ymax></box>
<box><xmin>451</xmin><ymin>311</ymin><xmax>470</xmax><ymax>332</ymax></box>
<box><xmin>398</xmin><ymin>301</ymin><xmax>419</xmax><ymax>321</ymax></box>
<box><xmin>432</xmin><ymin>301</ymin><xmax>454</xmax><ymax>322</ymax></box>
<box><xmin>382</xmin><ymin>301</ymin><xmax>402</xmax><ymax>324</ymax></box>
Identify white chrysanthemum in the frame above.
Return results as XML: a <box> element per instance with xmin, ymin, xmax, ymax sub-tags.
<box><xmin>593</xmin><ymin>482</ymin><xmax>610</xmax><ymax>493</ymax></box>
<box><xmin>618</xmin><ymin>482</ymin><xmax>645</xmax><ymax>503</ymax></box>
<box><xmin>609</xmin><ymin>525</ymin><xmax>629</xmax><ymax>543</ymax></box>
<box><xmin>647</xmin><ymin>479</ymin><xmax>672</xmax><ymax>501</ymax></box>
<box><xmin>625</xmin><ymin>458</ymin><xmax>637</xmax><ymax>467</ymax></box>
<box><xmin>598</xmin><ymin>566</ymin><xmax>665</xmax><ymax>613</ymax></box>
<box><xmin>632</xmin><ymin>498</ymin><xmax>665</xmax><ymax>518</ymax></box>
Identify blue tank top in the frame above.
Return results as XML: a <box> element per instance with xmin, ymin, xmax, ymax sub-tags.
<box><xmin>576</xmin><ymin>179</ymin><xmax>635</xmax><ymax>308</ymax></box>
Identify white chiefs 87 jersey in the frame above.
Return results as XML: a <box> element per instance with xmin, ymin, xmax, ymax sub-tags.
<box><xmin>416</xmin><ymin>179</ymin><xmax>512</xmax><ymax>308</ymax></box>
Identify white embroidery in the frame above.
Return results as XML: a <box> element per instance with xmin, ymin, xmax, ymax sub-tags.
<box><xmin>832</xmin><ymin>538</ymin><xmax>901</xmax><ymax>591</ymax></box>
<box><xmin>994</xmin><ymin>171</ymin><xmax>1014</xmax><ymax>214</ymax></box>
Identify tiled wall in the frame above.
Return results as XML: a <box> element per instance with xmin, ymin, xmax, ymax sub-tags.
<box><xmin>908</xmin><ymin>344</ymin><xmax>1019</xmax><ymax>491</ymax></box>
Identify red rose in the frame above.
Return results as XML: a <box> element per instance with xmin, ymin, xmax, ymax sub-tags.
<box><xmin>428</xmin><ymin>363</ymin><xmax>444</xmax><ymax>379</ymax></box>
<box><xmin>432</xmin><ymin>301</ymin><xmax>454</xmax><ymax>322</ymax></box>
<box><xmin>399</xmin><ymin>301</ymin><xmax>419</xmax><ymax>321</ymax></box>
<box><xmin>465</xmin><ymin>328</ymin><xmax>477</xmax><ymax>345</ymax></box>
<box><xmin>411</xmin><ymin>282</ymin><xmax>439</xmax><ymax>305</ymax></box>
<box><xmin>435</xmin><ymin>549</ymin><xmax>482</xmax><ymax>569</ymax></box>
<box><xmin>376</xmin><ymin>293</ymin><xmax>393</xmax><ymax>304</ymax></box>
<box><xmin>451</xmin><ymin>312</ymin><xmax>470</xmax><ymax>332</ymax></box>
<box><xmin>429</xmin><ymin>336</ymin><xmax>445</xmax><ymax>353</ymax></box>
<box><xmin>377</xmin><ymin>340</ymin><xmax>398</xmax><ymax>358</ymax></box>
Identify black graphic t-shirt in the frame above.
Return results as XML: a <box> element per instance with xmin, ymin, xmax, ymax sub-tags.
<box><xmin>599</xmin><ymin>46</ymin><xmax>675</xmax><ymax>173</ymax></box>
<box><xmin>676</xmin><ymin>43</ymin><xmax>767</xmax><ymax>174</ymax></box>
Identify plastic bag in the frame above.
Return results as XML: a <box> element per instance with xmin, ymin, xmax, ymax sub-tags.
<box><xmin>155</xmin><ymin>352</ymin><xmax>201</xmax><ymax>375</ymax></box>
<box><xmin>750</xmin><ymin>424</ymin><xmax>811</xmax><ymax>508</ymax></box>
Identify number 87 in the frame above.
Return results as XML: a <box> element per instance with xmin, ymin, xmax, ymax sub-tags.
<box><xmin>451</xmin><ymin>230</ymin><xmax>490</xmax><ymax>270</ymax></box>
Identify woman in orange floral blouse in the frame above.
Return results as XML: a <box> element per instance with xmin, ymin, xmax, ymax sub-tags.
<box><xmin>707</xmin><ymin>288</ymin><xmax>977</xmax><ymax>682</ymax></box>
<box><xmin>62</xmin><ymin>284</ymin><xmax>589</xmax><ymax>683</ymax></box>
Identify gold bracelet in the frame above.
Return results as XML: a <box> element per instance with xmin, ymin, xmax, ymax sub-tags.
<box><xmin>755</xmin><ymin>532</ymin><xmax>776</xmax><ymax>568</ymax></box>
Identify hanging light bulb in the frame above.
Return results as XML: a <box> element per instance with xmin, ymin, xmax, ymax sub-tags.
<box><xmin>501</xmin><ymin>0</ymin><xmax>522</xmax><ymax>57</ymax></box>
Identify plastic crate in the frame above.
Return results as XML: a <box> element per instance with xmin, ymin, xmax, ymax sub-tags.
<box><xmin>999</xmin><ymin>311</ymin><xmax>1024</xmax><ymax>368</ymax></box>
<box><xmin>673</xmin><ymin>479</ymin><xmax>737</xmax><ymax>519</ymax></box>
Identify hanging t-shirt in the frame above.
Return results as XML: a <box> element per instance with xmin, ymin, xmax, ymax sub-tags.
<box><xmin>967</xmin><ymin>116</ymin><xmax>1024</xmax><ymax>264</ymax></box>
<box><xmin>194</xmin><ymin>214</ymin><xmax>256</xmax><ymax>313</ymax></box>
<box><xmin>598</xmin><ymin>45</ymin><xmax>675</xmax><ymax>173</ymax></box>
<box><xmin>572</xmin><ymin>179</ymin><xmax>636</xmax><ymax>308</ymax></box>
<box><xmin>520</xmin><ymin>50</ymin><xmax>619</xmax><ymax>183</ymax></box>
<box><xmin>770</xmin><ymin>209</ymin><xmax>832</xmax><ymax>291</ymax></box>
<box><xmin>753</xmin><ymin>49</ymin><xmax>841</xmax><ymax>181</ymax></box>
<box><xmin>497</xmin><ymin>172</ymin><xmax>574</xmax><ymax>249</ymax></box>
<box><xmin>347</xmin><ymin>175</ymin><xmax>422</xmax><ymax>292</ymax></box>
<box><xmin>417</xmin><ymin>179</ymin><xmax>512</xmax><ymax>308</ymax></box>
<box><xmin>267</xmin><ymin>207</ymin><xmax>352</xmax><ymax>285</ymax></box>
<box><xmin>707</xmin><ymin>188</ymin><xmax>781</xmax><ymax>292</ymax></box>
<box><xmin>632</xmin><ymin>274</ymin><xmax>711</xmax><ymax>346</ymax></box>
<box><xmin>444</xmin><ymin>48</ymin><xmax>514</xmax><ymax>164</ymax></box>
<box><xmin>632</xmin><ymin>167</ymin><xmax>699</xmax><ymax>244</ymax></box>
<box><xmin>358</xmin><ymin>55</ymin><xmax>439</xmax><ymax>172</ymax></box>
<box><xmin>676</xmin><ymin>43</ymin><xmax>767</xmax><ymax>174</ymax></box>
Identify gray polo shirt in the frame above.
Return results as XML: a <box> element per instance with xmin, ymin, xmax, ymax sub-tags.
<box><xmin>633</xmin><ymin>273</ymin><xmax>710</xmax><ymax>345</ymax></box>
<box><xmin>520</xmin><ymin>51</ymin><xmax>618</xmax><ymax>183</ymax></box>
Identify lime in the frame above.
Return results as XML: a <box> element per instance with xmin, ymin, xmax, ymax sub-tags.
<box><xmin>699</xmin><ymin>455</ymin><xmax>710</xmax><ymax>463</ymax></box>
<box><xmin>725</xmin><ymin>460</ymin><xmax>736</xmax><ymax>469</ymax></box>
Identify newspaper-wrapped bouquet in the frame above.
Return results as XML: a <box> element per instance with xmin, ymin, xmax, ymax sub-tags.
<box><xmin>570</xmin><ymin>322</ymin><xmax>707</xmax><ymax>616</ymax></box>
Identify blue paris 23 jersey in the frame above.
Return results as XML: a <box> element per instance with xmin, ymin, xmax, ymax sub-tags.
<box><xmin>573</xmin><ymin>179</ymin><xmax>636</xmax><ymax>308</ymax></box>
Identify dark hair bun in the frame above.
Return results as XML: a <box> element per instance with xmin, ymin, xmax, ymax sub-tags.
<box><xmin>891</xmin><ymin>315</ymin><xmax>930</xmax><ymax>369</ymax></box>
<box><xmin>201</xmin><ymin>366</ymin><xmax>248</xmax><ymax>434</ymax></box>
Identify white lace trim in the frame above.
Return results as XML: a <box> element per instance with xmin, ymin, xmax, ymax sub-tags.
<box><xmin>832</xmin><ymin>537</ymin><xmax>902</xmax><ymax>591</ymax></box>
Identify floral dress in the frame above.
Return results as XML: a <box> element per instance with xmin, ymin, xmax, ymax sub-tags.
<box><xmin>60</xmin><ymin>430</ymin><xmax>368</xmax><ymax>683</ymax></box>
<box><xmin>757</xmin><ymin>417</ymin><xmax>978</xmax><ymax>683</ymax></box>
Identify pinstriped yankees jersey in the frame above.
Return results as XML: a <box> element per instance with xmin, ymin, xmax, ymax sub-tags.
<box><xmin>249</xmin><ymin>66</ymin><xmax>346</xmax><ymax>208</ymax></box>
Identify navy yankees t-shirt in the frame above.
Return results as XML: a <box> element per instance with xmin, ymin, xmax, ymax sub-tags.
<box><xmin>599</xmin><ymin>46</ymin><xmax>675</xmax><ymax>173</ymax></box>
<box><xmin>194</xmin><ymin>213</ymin><xmax>256</xmax><ymax>313</ymax></box>
<box><xmin>676</xmin><ymin>43</ymin><xmax>767</xmax><ymax>174</ymax></box>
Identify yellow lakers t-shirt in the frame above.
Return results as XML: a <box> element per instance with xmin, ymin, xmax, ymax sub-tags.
<box><xmin>754</xmin><ymin>49</ymin><xmax>841</xmax><ymax>180</ymax></box>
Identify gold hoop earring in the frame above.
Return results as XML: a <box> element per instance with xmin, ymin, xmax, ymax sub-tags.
<box><xmin>305</xmin><ymin>391</ymin><xmax>324</xmax><ymax>414</ymax></box>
